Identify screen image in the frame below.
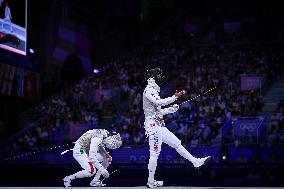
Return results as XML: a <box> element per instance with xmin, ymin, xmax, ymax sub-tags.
<box><xmin>0</xmin><ymin>0</ymin><xmax>27</xmax><ymax>55</ymax></box>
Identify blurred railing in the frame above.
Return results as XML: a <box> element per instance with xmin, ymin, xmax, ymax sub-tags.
<box><xmin>222</xmin><ymin>117</ymin><xmax>266</xmax><ymax>146</ymax></box>
<box><xmin>3</xmin><ymin>145</ymin><xmax>284</xmax><ymax>166</ymax></box>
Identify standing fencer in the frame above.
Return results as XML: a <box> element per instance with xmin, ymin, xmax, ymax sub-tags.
<box><xmin>63</xmin><ymin>129</ymin><xmax>122</xmax><ymax>187</ymax></box>
<box><xmin>2</xmin><ymin>1</ymin><xmax>12</xmax><ymax>32</ymax></box>
<box><xmin>143</xmin><ymin>68</ymin><xmax>211</xmax><ymax>188</ymax></box>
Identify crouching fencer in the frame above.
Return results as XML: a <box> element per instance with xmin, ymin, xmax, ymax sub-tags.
<box><xmin>62</xmin><ymin>129</ymin><xmax>122</xmax><ymax>187</ymax></box>
<box><xmin>143</xmin><ymin>68</ymin><xmax>211</xmax><ymax>188</ymax></box>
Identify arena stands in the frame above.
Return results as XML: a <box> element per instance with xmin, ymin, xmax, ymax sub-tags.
<box><xmin>1</xmin><ymin>2</ymin><xmax>284</xmax><ymax>165</ymax></box>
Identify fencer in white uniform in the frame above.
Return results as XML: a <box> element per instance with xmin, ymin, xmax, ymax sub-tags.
<box><xmin>3</xmin><ymin>2</ymin><xmax>12</xmax><ymax>32</ymax></box>
<box><xmin>63</xmin><ymin>129</ymin><xmax>122</xmax><ymax>187</ymax></box>
<box><xmin>143</xmin><ymin>68</ymin><xmax>211</xmax><ymax>188</ymax></box>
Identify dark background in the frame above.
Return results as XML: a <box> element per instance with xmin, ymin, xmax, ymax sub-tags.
<box><xmin>0</xmin><ymin>0</ymin><xmax>284</xmax><ymax>187</ymax></box>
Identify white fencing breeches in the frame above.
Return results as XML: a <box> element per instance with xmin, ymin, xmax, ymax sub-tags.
<box><xmin>146</xmin><ymin>120</ymin><xmax>182</xmax><ymax>157</ymax></box>
<box><xmin>145</xmin><ymin>119</ymin><xmax>196</xmax><ymax>182</ymax></box>
<box><xmin>91</xmin><ymin>155</ymin><xmax>110</xmax><ymax>182</ymax></box>
<box><xmin>67</xmin><ymin>143</ymin><xmax>95</xmax><ymax>180</ymax></box>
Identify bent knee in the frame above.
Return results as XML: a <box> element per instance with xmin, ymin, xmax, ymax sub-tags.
<box><xmin>150</xmin><ymin>151</ymin><xmax>160</xmax><ymax>157</ymax></box>
<box><xmin>148</xmin><ymin>155</ymin><xmax>158</xmax><ymax>171</ymax></box>
<box><xmin>87</xmin><ymin>171</ymin><xmax>95</xmax><ymax>177</ymax></box>
<box><xmin>82</xmin><ymin>170</ymin><xmax>95</xmax><ymax>177</ymax></box>
<box><xmin>172</xmin><ymin>141</ymin><xmax>182</xmax><ymax>150</ymax></box>
<box><xmin>150</xmin><ymin>147</ymin><xmax>161</xmax><ymax>157</ymax></box>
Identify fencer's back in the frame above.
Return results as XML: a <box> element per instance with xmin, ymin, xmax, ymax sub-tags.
<box><xmin>76</xmin><ymin>129</ymin><xmax>107</xmax><ymax>149</ymax></box>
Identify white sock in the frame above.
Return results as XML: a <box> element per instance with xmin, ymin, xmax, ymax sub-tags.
<box><xmin>176</xmin><ymin>144</ymin><xmax>196</xmax><ymax>163</ymax></box>
<box><xmin>69</xmin><ymin>170</ymin><xmax>93</xmax><ymax>180</ymax></box>
<box><xmin>148</xmin><ymin>156</ymin><xmax>158</xmax><ymax>183</ymax></box>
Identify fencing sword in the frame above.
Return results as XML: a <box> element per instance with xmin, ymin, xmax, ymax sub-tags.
<box><xmin>101</xmin><ymin>169</ymin><xmax>118</xmax><ymax>182</ymax></box>
<box><xmin>179</xmin><ymin>87</ymin><xmax>217</xmax><ymax>106</ymax></box>
<box><xmin>4</xmin><ymin>143</ymin><xmax>72</xmax><ymax>161</ymax></box>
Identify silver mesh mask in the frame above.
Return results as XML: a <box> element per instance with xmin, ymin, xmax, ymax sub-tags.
<box><xmin>103</xmin><ymin>133</ymin><xmax>122</xmax><ymax>149</ymax></box>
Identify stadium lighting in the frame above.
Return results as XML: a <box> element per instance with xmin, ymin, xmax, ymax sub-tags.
<box><xmin>93</xmin><ymin>69</ymin><xmax>100</xmax><ymax>74</ymax></box>
<box><xmin>29</xmin><ymin>48</ymin><xmax>34</xmax><ymax>54</ymax></box>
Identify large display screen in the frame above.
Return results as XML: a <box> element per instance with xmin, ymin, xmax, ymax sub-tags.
<box><xmin>0</xmin><ymin>0</ymin><xmax>27</xmax><ymax>55</ymax></box>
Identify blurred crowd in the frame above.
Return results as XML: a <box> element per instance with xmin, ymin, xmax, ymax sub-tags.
<box><xmin>2</xmin><ymin>76</ymin><xmax>111</xmax><ymax>154</ymax></box>
<box><xmin>111</xmin><ymin>44</ymin><xmax>283</xmax><ymax>147</ymax></box>
<box><xmin>4</xmin><ymin>43</ymin><xmax>283</xmax><ymax>153</ymax></box>
<box><xmin>267</xmin><ymin>101</ymin><xmax>284</xmax><ymax>145</ymax></box>
<box><xmin>2</xmin><ymin>6</ymin><xmax>284</xmax><ymax>155</ymax></box>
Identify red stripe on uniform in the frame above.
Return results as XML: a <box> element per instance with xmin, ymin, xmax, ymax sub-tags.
<box><xmin>88</xmin><ymin>162</ymin><xmax>94</xmax><ymax>173</ymax></box>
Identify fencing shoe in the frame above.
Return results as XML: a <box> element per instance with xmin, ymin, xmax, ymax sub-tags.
<box><xmin>147</xmin><ymin>180</ymin><xmax>164</xmax><ymax>188</ymax></box>
<box><xmin>193</xmin><ymin>156</ymin><xmax>211</xmax><ymax>169</ymax></box>
<box><xmin>63</xmin><ymin>176</ymin><xmax>71</xmax><ymax>187</ymax></box>
<box><xmin>90</xmin><ymin>180</ymin><xmax>106</xmax><ymax>187</ymax></box>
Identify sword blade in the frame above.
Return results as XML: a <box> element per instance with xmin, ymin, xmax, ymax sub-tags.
<box><xmin>180</xmin><ymin>87</ymin><xmax>216</xmax><ymax>105</ymax></box>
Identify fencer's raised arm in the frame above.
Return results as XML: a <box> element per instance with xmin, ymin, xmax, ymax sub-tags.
<box><xmin>89</xmin><ymin>137</ymin><xmax>105</xmax><ymax>171</ymax></box>
<box><xmin>144</xmin><ymin>87</ymin><xmax>177</xmax><ymax>107</ymax></box>
<box><xmin>157</xmin><ymin>104</ymin><xmax>179</xmax><ymax>115</ymax></box>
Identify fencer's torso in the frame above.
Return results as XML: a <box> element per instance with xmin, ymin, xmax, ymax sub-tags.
<box><xmin>143</xmin><ymin>79</ymin><xmax>162</xmax><ymax>120</ymax></box>
<box><xmin>76</xmin><ymin>129</ymin><xmax>108</xmax><ymax>149</ymax></box>
<box><xmin>143</xmin><ymin>78</ymin><xmax>178</xmax><ymax>129</ymax></box>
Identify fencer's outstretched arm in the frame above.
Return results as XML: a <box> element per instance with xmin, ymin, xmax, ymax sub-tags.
<box><xmin>158</xmin><ymin>104</ymin><xmax>179</xmax><ymax>115</ymax></box>
<box><xmin>144</xmin><ymin>88</ymin><xmax>177</xmax><ymax>107</ymax></box>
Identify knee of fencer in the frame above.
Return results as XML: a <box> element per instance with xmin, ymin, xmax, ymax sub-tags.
<box><xmin>150</xmin><ymin>150</ymin><xmax>160</xmax><ymax>158</ymax></box>
<box><xmin>175</xmin><ymin>143</ymin><xmax>187</xmax><ymax>156</ymax></box>
<box><xmin>87</xmin><ymin>168</ymin><xmax>95</xmax><ymax>176</ymax></box>
<box><xmin>149</xmin><ymin>155</ymin><xmax>158</xmax><ymax>160</ymax></box>
<box><xmin>84</xmin><ymin>170</ymin><xmax>95</xmax><ymax>177</ymax></box>
<box><xmin>148</xmin><ymin>155</ymin><xmax>158</xmax><ymax>170</ymax></box>
<box><xmin>150</xmin><ymin>144</ymin><xmax>161</xmax><ymax>157</ymax></box>
<box><xmin>173</xmin><ymin>141</ymin><xmax>182</xmax><ymax>150</ymax></box>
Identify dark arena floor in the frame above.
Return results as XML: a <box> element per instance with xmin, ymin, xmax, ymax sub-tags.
<box><xmin>0</xmin><ymin>164</ymin><xmax>284</xmax><ymax>188</ymax></box>
<box><xmin>1</xmin><ymin>187</ymin><xmax>284</xmax><ymax>189</ymax></box>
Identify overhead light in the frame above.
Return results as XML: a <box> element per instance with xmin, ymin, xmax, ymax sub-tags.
<box><xmin>93</xmin><ymin>69</ymin><xmax>100</xmax><ymax>74</ymax></box>
<box><xmin>29</xmin><ymin>48</ymin><xmax>34</xmax><ymax>54</ymax></box>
